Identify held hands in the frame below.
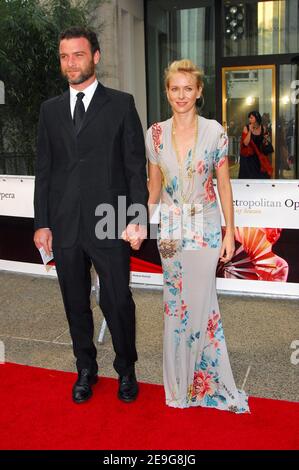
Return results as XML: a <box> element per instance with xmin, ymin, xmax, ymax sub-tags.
<box><xmin>219</xmin><ymin>231</ymin><xmax>235</xmax><ymax>263</ymax></box>
<box><xmin>34</xmin><ymin>228</ymin><xmax>53</xmax><ymax>256</ymax></box>
<box><xmin>121</xmin><ymin>224</ymin><xmax>147</xmax><ymax>250</ymax></box>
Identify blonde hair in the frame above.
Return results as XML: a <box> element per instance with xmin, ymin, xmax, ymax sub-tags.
<box><xmin>164</xmin><ymin>59</ymin><xmax>204</xmax><ymax>90</ymax></box>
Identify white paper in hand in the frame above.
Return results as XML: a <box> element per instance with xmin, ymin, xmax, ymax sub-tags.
<box><xmin>39</xmin><ymin>247</ymin><xmax>54</xmax><ymax>265</ymax></box>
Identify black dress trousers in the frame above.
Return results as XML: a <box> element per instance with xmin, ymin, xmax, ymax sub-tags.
<box><xmin>53</xmin><ymin>227</ymin><xmax>137</xmax><ymax>377</ymax></box>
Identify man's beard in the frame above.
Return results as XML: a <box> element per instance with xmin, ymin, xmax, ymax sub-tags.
<box><xmin>62</xmin><ymin>62</ymin><xmax>95</xmax><ymax>85</ymax></box>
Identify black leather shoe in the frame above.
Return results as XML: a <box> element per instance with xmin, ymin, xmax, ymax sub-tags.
<box><xmin>72</xmin><ymin>369</ymin><xmax>98</xmax><ymax>404</ymax></box>
<box><xmin>118</xmin><ymin>373</ymin><xmax>139</xmax><ymax>403</ymax></box>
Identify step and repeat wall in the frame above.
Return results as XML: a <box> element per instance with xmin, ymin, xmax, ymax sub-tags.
<box><xmin>0</xmin><ymin>175</ymin><xmax>298</xmax><ymax>297</ymax></box>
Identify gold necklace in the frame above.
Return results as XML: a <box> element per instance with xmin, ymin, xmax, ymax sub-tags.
<box><xmin>172</xmin><ymin>116</ymin><xmax>198</xmax><ymax>204</ymax></box>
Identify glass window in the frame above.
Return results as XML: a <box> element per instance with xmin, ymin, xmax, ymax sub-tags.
<box><xmin>222</xmin><ymin>65</ymin><xmax>275</xmax><ymax>179</ymax></box>
<box><xmin>146</xmin><ymin>0</ymin><xmax>215</xmax><ymax>124</ymax></box>
<box><xmin>224</xmin><ymin>0</ymin><xmax>299</xmax><ymax>57</ymax></box>
<box><xmin>277</xmin><ymin>64</ymin><xmax>298</xmax><ymax>179</ymax></box>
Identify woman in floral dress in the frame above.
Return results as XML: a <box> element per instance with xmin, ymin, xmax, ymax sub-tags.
<box><xmin>146</xmin><ymin>60</ymin><xmax>249</xmax><ymax>413</ymax></box>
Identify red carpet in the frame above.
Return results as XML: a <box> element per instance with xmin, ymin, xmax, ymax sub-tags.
<box><xmin>130</xmin><ymin>256</ymin><xmax>162</xmax><ymax>274</ymax></box>
<box><xmin>0</xmin><ymin>363</ymin><xmax>298</xmax><ymax>450</ymax></box>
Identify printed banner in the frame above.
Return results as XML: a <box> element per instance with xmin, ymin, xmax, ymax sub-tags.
<box><xmin>0</xmin><ymin>176</ymin><xmax>298</xmax><ymax>296</ymax></box>
<box><xmin>0</xmin><ymin>176</ymin><xmax>34</xmax><ymax>218</ymax></box>
<box><xmin>223</xmin><ymin>180</ymin><xmax>299</xmax><ymax>229</ymax></box>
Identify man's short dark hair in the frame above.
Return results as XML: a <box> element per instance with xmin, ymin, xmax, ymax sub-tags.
<box><xmin>59</xmin><ymin>26</ymin><xmax>100</xmax><ymax>54</ymax></box>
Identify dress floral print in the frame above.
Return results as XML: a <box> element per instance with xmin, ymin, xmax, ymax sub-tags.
<box><xmin>146</xmin><ymin>116</ymin><xmax>249</xmax><ymax>413</ymax></box>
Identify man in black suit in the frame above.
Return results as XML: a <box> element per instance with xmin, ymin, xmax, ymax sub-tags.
<box><xmin>34</xmin><ymin>27</ymin><xmax>148</xmax><ymax>404</ymax></box>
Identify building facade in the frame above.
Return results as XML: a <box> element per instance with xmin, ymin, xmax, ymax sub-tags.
<box><xmin>0</xmin><ymin>0</ymin><xmax>298</xmax><ymax>180</ymax></box>
<box><xmin>144</xmin><ymin>0</ymin><xmax>299</xmax><ymax>179</ymax></box>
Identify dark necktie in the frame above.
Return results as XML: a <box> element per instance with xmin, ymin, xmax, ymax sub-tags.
<box><xmin>73</xmin><ymin>92</ymin><xmax>85</xmax><ymax>133</ymax></box>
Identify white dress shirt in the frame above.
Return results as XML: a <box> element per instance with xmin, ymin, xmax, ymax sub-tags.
<box><xmin>69</xmin><ymin>79</ymin><xmax>98</xmax><ymax>118</ymax></box>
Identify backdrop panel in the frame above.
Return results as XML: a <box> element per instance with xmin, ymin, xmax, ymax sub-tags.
<box><xmin>0</xmin><ymin>176</ymin><xmax>298</xmax><ymax>297</ymax></box>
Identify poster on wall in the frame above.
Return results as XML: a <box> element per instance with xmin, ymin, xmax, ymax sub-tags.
<box><xmin>0</xmin><ymin>177</ymin><xmax>298</xmax><ymax>296</ymax></box>
<box><xmin>131</xmin><ymin>180</ymin><xmax>299</xmax><ymax>297</ymax></box>
<box><xmin>216</xmin><ymin>180</ymin><xmax>299</xmax><ymax>296</ymax></box>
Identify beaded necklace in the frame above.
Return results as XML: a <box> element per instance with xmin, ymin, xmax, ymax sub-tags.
<box><xmin>171</xmin><ymin>115</ymin><xmax>198</xmax><ymax>204</ymax></box>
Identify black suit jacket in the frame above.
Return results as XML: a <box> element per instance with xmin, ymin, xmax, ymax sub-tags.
<box><xmin>34</xmin><ymin>82</ymin><xmax>148</xmax><ymax>248</ymax></box>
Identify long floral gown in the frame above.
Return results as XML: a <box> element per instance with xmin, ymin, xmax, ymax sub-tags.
<box><xmin>146</xmin><ymin>116</ymin><xmax>249</xmax><ymax>413</ymax></box>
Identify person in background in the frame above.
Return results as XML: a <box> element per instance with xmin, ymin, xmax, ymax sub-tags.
<box><xmin>261</xmin><ymin>112</ymin><xmax>272</xmax><ymax>138</ymax></box>
<box><xmin>238</xmin><ymin>110</ymin><xmax>273</xmax><ymax>179</ymax></box>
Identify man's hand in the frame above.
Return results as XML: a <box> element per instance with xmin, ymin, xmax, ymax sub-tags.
<box><xmin>121</xmin><ymin>224</ymin><xmax>147</xmax><ymax>251</ymax></box>
<box><xmin>34</xmin><ymin>228</ymin><xmax>53</xmax><ymax>256</ymax></box>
